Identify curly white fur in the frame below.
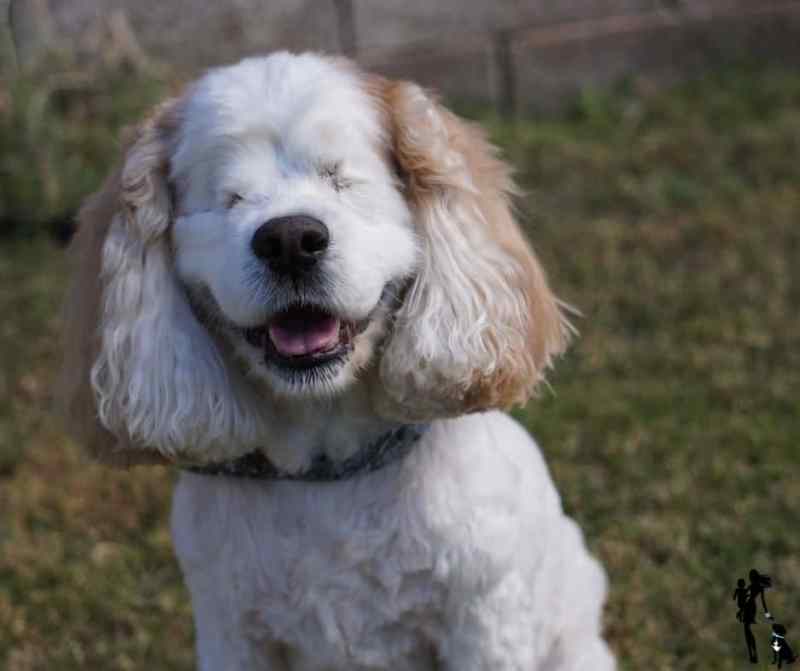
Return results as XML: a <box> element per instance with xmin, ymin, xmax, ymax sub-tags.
<box><xmin>172</xmin><ymin>412</ymin><xmax>614</xmax><ymax>671</ymax></box>
<box><xmin>61</xmin><ymin>52</ymin><xmax>615</xmax><ymax>670</ymax></box>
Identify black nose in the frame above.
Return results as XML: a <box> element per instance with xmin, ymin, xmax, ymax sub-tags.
<box><xmin>251</xmin><ymin>215</ymin><xmax>330</xmax><ymax>274</ymax></box>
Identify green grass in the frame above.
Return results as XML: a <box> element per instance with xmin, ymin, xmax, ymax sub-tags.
<box><xmin>2</xmin><ymin>66</ymin><xmax>800</xmax><ymax>670</ymax></box>
<box><xmin>0</xmin><ymin>62</ymin><xmax>167</xmax><ymax>234</ymax></box>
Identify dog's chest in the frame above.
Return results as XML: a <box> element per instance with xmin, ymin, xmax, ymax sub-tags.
<box><xmin>172</xmin><ymin>471</ymin><xmax>447</xmax><ymax>670</ymax></box>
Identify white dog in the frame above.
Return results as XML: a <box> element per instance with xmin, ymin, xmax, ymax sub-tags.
<box><xmin>60</xmin><ymin>52</ymin><xmax>614</xmax><ymax>670</ymax></box>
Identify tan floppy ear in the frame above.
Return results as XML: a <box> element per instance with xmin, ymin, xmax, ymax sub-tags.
<box><xmin>58</xmin><ymin>99</ymin><xmax>181</xmax><ymax>466</ymax></box>
<box><xmin>374</xmin><ymin>81</ymin><xmax>571</xmax><ymax>420</ymax></box>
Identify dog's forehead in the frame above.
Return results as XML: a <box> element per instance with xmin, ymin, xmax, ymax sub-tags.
<box><xmin>174</xmin><ymin>53</ymin><xmax>382</xmax><ymax>167</ymax></box>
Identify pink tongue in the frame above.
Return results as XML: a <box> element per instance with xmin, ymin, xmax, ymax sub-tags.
<box><xmin>268</xmin><ymin>316</ymin><xmax>340</xmax><ymax>356</ymax></box>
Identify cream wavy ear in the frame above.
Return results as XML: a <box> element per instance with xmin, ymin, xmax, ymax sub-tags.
<box><xmin>58</xmin><ymin>99</ymin><xmax>183</xmax><ymax>466</ymax></box>
<box><xmin>370</xmin><ymin>79</ymin><xmax>572</xmax><ymax>421</ymax></box>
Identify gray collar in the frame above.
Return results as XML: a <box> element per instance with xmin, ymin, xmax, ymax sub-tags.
<box><xmin>183</xmin><ymin>423</ymin><xmax>429</xmax><ymax>481</ymax></box>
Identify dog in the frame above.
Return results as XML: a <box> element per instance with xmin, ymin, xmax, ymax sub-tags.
<box><xmin>60</xmin><ymin>52</ymin><xmax>615</xmax><ymax>670</ymax></box>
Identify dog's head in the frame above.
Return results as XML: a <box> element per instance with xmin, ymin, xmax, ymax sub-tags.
<box><xmin>60</xmin><ymin>53</ymin><xmax>569</xmax><ymax>465</ymax></box>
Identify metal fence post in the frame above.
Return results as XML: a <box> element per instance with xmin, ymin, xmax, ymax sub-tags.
<box><xmin>491</xmin><ymin>29</ymin><xmax>516</xmax><ymax>118</ymax></box>
<box><xmin>0</xmin><ymin>0</ymin><xmax>17</xmax><ymax>76</ymax></box>
<box><xmin>333</xmin><ymin>0</ymin><xmax>357</xmax><ymax>57</ymax></box>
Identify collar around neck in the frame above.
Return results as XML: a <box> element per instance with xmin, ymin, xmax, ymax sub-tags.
<box><xmin>182</xmin><ymin>423</ymin><xmax>429</xmax><ymax>482</ymax></box>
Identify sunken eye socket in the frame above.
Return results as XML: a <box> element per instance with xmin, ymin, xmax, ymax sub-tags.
<box><xmin>226</xmin><ymin>193</ymin><xmax>244</xmax><ymax>209</ymax></box>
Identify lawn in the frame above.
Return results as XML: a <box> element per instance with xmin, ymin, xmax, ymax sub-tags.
<box><xmin>1</xmin><ymin>65</ymin><xmax>799</xmax><ymax>670</ymax></box>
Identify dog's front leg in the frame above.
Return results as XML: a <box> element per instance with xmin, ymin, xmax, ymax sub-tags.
<box><xmin>184</xmin><ymin>582</ymin><xmax>292</xmax><ymax>671</ymax></box>
<box><xmin>436</xmin><ymin>521</ymin><xmax>615</xmax><ymax>671</ymax></box>
<box><xmin>437</xmin><ymin>573</ymin><xmax>614</xmax><ymax>671</ymax></box>
<box><xmin>437</xmin><ymin>571</ymin><xmax>540</xmax><ymax>671</ymax></box>
<box><xmin>172</xmin><ymin>475</ymin><xmax>292</xmax><ymax>671</ymax></box>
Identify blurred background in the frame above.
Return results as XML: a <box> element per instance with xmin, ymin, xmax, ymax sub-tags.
<box><xmin>1</xmin><ymin>1</ymin><xmax>799</xmax><ymax>669</ymax></box>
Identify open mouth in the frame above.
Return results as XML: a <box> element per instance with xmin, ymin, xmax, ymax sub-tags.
<box><xmin>242</xmin><ymin>305</ymin><xmax>366</xmax><ymax>370</ymax></box>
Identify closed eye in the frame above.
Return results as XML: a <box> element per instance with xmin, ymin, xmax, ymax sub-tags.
<box><xmin>319</xmin><ymin>162</ymin><xmax>351</xmax><ymax>192</ymax></box>
<box><xmin>226</xmin><ymin>193</ymin><xmax>244</xmax><ymax>209</ymax></box>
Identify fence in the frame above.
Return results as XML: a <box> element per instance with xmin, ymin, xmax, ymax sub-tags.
<box><xmin>3</xmin><ymin>0</ymin><xmax>800</xmax><ymax>114</ymax></box>
<box><xmin>354</xmin><ymin>0</ymin><xmax>800</xmax><ymax>114</ymax></box>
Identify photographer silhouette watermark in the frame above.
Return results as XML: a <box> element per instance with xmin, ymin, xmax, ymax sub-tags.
<box><xmin>733</xmin><ymin>569</ymin><xmax>796</xmax><ymax>666</ymax></box>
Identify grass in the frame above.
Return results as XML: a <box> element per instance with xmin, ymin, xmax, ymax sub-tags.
<box><xmin>0</xmin><ymin>61</ymin><xmax>167</xmax><ymax>235</ymax></box>
<box><xmin>2</xmin><ymin>65</ymin><xmax>799</xmax><ymax>670</ymax></box>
